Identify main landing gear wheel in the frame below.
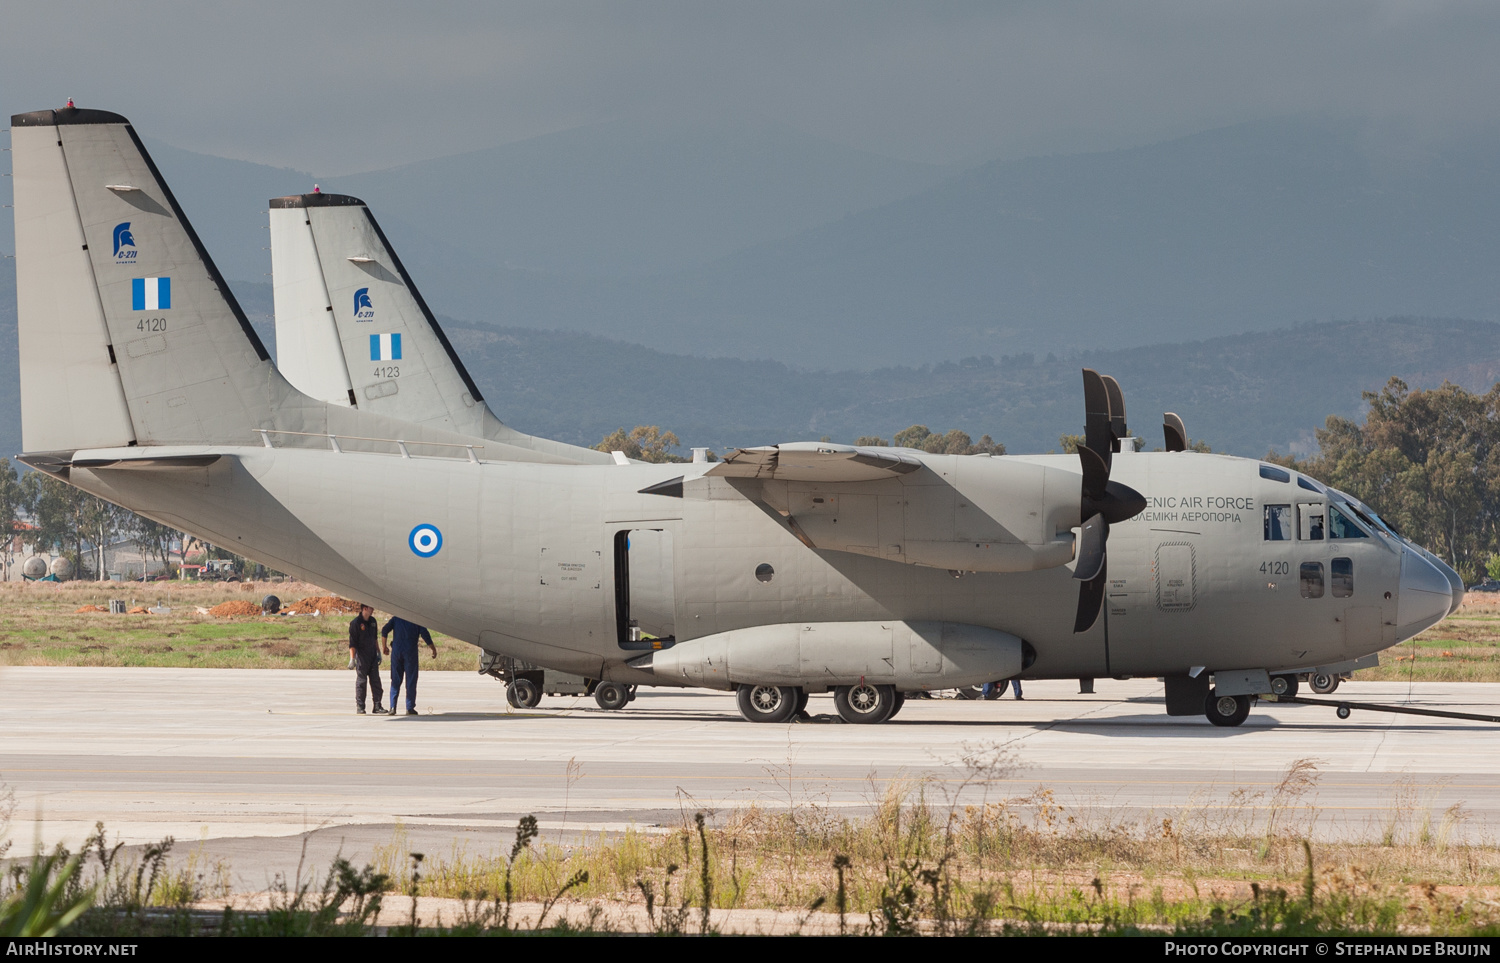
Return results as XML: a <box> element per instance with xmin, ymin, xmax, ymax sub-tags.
<box><xmin>887</xmin><ymin>691</ymin><xmax>908</xmax><ymax>721</ymax></box>
<box><xmin>1309</xmin><ymin>672</ymin><xmax>1340</xmax><ymax>695</ymax></box>
<box><xmin>1204</xmin><ymin>689</ymin><xmax>1252</xmax><ymax>728</ymax></box>
<box><xmin>833</xmin><ymin>683</ymin><xmax>898</xmax><ymax>724</ymax></box>
<box><xmin>594</xmin><ymin>682</ymin><xmax>630</xmax><ymax>711</ymax></box>
<box><xmin>507</xmin><ymin>678</ymin><xmax>542</xmax><ymax>709</ymax></box>
<box><xmin>795</xmin><ymin>688</ymin><xmax>810</xmax><ymax>714</ymax></box>
<box><xmin>736</xmin><ymin>684</ymin><xmax>801</xmax><ymax>724</ymax></box>
<box><xmin>1270</xmin><ymin>674</ymin><xmax>1299</xmax><ymax>698</ymax></box>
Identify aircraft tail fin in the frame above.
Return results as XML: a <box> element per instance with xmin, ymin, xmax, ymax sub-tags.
<box><xmin>11</xmin><ymin>105</ymin><xmax>590</xmax><ymax>465</ymax></box>
<box><xmin>269</xmin><ymin>192</ymin><xmax>612</xmax><ymax>464</ymax></box>
<box><xmin>11</xmin><ymin>105</ymin><xmax>280</xmax><ymax>453</ymax></box>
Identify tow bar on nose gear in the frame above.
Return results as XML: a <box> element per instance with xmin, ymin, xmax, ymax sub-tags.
<box><xmin>1271</xmin><ymin>695</ymin><xmax>1500</xmax><ymax>724</ymax></box>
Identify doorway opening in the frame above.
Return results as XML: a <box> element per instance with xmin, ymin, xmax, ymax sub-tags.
<box><xmin>613</xmin><ymin>528</ymin><xmax>676</xmax><ymax>650</ymax></box>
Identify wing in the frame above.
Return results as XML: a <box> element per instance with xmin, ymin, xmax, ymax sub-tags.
<box><xmin>698</xmin><ymin>443</ymin><xmax>1082</xmax><ymax>574</ymax></box>
<box><xmin>707</xmin><ymin>442</ymin><xmax>923</xmax><ymax>481</ymax></box>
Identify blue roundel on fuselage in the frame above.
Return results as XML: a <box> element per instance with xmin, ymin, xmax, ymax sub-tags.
<box><xmin>409</xmin><ymin>524</ymin><xmax>443</xmax><ymax>558</ymax></box>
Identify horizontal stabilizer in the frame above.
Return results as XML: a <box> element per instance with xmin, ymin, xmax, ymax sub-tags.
<box><xmin>707</xmin><ymin>442</ymin><xmax>922</xmax><ymax>482</ymax></box>
<box><xmin>69</xmin><ymin>454</ymin><xmax>221</xmax><ymax>471</ymax></box>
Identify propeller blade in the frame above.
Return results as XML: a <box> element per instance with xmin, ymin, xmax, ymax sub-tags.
<box><xmin>1073</xmin><ymin>513</ymin><xmax>1107</xmax><ymax>582</ymax></box>
<box><xmin>1081</xmin><ymin>369</ymin><xmax>1112</xmax><ymax>469</ymax></box>
<box><xmin>1102</xmin><ymin>375</ymin><xmax>1127</xmax><ymax>451</ymax></box>
<box><xmin>1074</xmin><ymin>556</ymin><xmax>1107</xmax><ymax>633</ymax></box>
<box><xmin>1163</xmin><ymin>412</ymin><xmax>1188</xmax><ymax>452</ymax></box>
<box><xmin>1078</xmin><ymin>443</ymin><xmax>1109</xmax><ymax>502</ymax></box>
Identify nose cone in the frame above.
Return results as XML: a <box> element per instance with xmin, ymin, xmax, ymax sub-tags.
<box><xmin>1396</xmin><ymin>549</ymin><xmax>1455</xmax><ymax>640</ymax></box>
<box><xmin>1407</xmin><ymin>542</ymin><xmax>1464</xmax><ymax>616</ymax></box>
<box><xmin>1433</xmin><ymin>553</ymin><xmax>1465</xmax><ymax>615</ymax></box>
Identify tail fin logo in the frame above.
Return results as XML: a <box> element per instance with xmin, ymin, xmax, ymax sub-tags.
<box><xmin>354</xmin><ymin>287</ymin><xmax>374</xmax><ymax>321</ymax></box>
<box><xmin>112</xmin><ymin>223</ymin><xmax>137</xmax><ymax>261</ymax></box>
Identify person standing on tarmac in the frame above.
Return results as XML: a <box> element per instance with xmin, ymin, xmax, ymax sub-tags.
<box><xmin>349</xmin><ymin>604</ymin><xmax>387</xmax><ymax>715</ymax></box>
<box><xmin>381</xmin><ymin>616</ymin><xmax>437</xmax><ymax>716</ymax></box>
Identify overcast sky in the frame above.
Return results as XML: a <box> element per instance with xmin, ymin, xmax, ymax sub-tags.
<box><xmin>5</xmin><ymin>1</ymin><xmax>1500</xmax><ymax>173</ymax></box>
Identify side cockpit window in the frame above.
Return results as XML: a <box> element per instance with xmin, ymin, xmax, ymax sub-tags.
<box><xmin>1298</xmin><ymin>503</ymin><xmax>1325</xmax><ymax>541</ymax></box>
<box><xmin>1264</xmin><ymin>505</ymin><xmax>1292</xmax><ymax>541</ymax></box>
<box><xmin>1329</xmin><ymin>506</ymin><xmax>1369</xmax><ymax>539</ymax></box>
<box><xmin>1260</xmin><ymin>465</ymin><xmax>1291</xmax><ymax>483</ymax></box>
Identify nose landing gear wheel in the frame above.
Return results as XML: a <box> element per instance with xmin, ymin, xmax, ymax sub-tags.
<box><xmin>833</xmin><ymin>683</ymin><xmax>898</xmax><ymax>724</ymax></box>
<box><xmin>594</xmin><ymin>681</ymin><xmax>630</xmax><ymax>710</ymax></box>
<box><xmin>1308</xmin><ymin>672</ymin><xmax>1340</xmax><ymax>694</ymax></box>
<box><xmin>736</xmin><ymin>684</ymin><xmax>801</xmax><ymax>723</ymax></box>
<box><xmin>1270</xmin><ymin>674</ymin><xmax>1299</xmax><ymax>698</ymax></box>
<box><xmin>1204</xmin><ymin>689</ymin><xmax>1252</xmax><ymax>728</ymax></box>
<box><xmin>507</xmin><ymin>678</ymin><xmax>542</xmax><ymax>709</ymax></box>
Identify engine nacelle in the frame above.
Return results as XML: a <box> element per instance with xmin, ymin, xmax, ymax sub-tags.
<box><xmin>637</xmin><ymin>620</ymin><xmax>1025</xmax><ymax>691</ymax></box>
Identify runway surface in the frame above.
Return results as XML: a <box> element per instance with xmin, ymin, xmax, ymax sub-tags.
<box><xmin>2</xmin><ymin>667</ymin><xmax>1498</xmax><ymax>887</ymax></box>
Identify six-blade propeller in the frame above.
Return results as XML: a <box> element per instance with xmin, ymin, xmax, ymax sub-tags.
<box><xmin>1073</xmin><ymin>369</ymin><xmax>1149</xmax><ymax>633</ymax></box>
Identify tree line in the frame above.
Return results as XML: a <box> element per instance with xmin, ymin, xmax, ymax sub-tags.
<box><xmin>1270</xmin><ymin>378</ymin><xmax>1500</xmax><ymax>584</ymax></box>
<box><xmin>0</xmin><ymin>460</ymin><xmax>246</xmax><ymax>580</ymax></box>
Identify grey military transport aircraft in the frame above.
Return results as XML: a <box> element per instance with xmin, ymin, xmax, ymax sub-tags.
<box><xmin>10</xmin><ymin>105</ymin><xmax>1464</xmax><ymax>727</ymax></box>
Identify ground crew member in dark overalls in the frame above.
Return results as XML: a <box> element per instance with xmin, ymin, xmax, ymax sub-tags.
<box><xmin>349</xmin><ymin>604</ymin><xmax>387</xmax><ymax>715</ymax></box>
<box><xmin>381</xmin><ymin>616</ymin><xmax>437</xmax><ymax>716</ymax></box>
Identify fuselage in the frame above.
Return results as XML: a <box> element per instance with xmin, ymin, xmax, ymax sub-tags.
<box><xmin>57</xmin><ymin>442</ymin><xmax>1455</xmax><ymax>689</ymax></box>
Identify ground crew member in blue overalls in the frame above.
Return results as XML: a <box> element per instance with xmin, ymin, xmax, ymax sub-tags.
<box><xmin>350</xmin><ymin>604</ymin><xmax>387</xmax><ymax>715</ymax></box>
<box><xmin>382</xmin><ymin>616</ymin><xmax>437</xmax><ymax>715</ymax></box>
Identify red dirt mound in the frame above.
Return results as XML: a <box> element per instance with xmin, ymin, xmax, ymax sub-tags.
<box><xmin>208</xmin><ymin>599</ymin><xmax>263</xmax><ymax>617</ymax></box>
<box><xmin>283</xmin><ymin>595</ymin><xmax>362</xmax><ymax>616</ymax></box>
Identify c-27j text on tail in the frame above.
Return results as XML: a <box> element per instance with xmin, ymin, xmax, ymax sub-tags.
<box><xmin>9</xmin><ymin>105</ymin><xmax>1461</xmax><ymax>726</ymax></box>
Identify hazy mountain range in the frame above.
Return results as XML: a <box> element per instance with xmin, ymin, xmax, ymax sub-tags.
<box><xmin>2</xmin><ymin>112</ymin><xmax>1498</xmax><ymax>463</ymax></box>
<box><xmin>101</xmin><ymin>112</ymin><xmax>1500</xmax><ymax>370</ymax></box>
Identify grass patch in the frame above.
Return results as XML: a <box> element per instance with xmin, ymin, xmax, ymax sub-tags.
<box><xmin>9</xmin><ymin>758</ymin><xmax>1500</xmax><ymax>936</ymax></box>
<box><xmin>0</xmin><ymin>580</ymin><xmax>475</xmax><ymax>670</ymax></box>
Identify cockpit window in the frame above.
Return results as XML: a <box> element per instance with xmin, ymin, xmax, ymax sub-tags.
<box><xmin>1369</xmin><ymin>511</ymin><xmax>1403</xmax><ymax>538</ymax></box>
<box><xmin>1260</xmin><ymin>465</ymin><xmax>1291</xmax><ymax>483</ymax></box>
<box><xmin>1297</xmin><ymin>476</ymin><xmax>1325</xmax><ymax>493</ymax></box>
<box><xmin>1298</xmin><ymin>503</ymin><xmax>1325</xmax><ymax>541</ymax></box>
<box><xmin>1329</xmin><ymin>506</ymin><xmax>1369</xmax><ymax>539</ymax></box>
<box><xmin>1264</xmin><ymin>504</ymin><xmax>1292</xmax><ymax>541</ymax></box>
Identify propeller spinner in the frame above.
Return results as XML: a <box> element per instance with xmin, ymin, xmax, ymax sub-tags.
<box><xmin>1074</xmin><ymin>369</ymin><xmax>1147</xmax><ymax>633</ymax></box>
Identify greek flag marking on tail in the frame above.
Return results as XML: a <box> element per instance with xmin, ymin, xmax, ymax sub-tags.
<box><xmin>131</xmin><ymin>277</ymin><xmax>172</xmax><ymax>311</ymax></box>
<box><xmin>369</xmin><ymin>333</ymin><xmax>402</xmax><ymax>361</ymax></box>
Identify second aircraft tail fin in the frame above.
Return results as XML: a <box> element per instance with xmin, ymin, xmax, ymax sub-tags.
<box><xmin>269</xmin><ymin>192</ymin><xmax>612</xmax><ymax>464</ymax></box>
